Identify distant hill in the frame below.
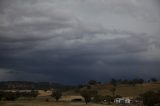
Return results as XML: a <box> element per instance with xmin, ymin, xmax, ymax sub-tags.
<box><xmin>0</xmin><ymin>81</ymin><xmax>72</xmax><ymax>90</ymax></box>
<box><xmin>96</xmin><ymin>82</ymin><xmax>160</xmax><ymax>97</ymax></box>
<box><xmin>63</xmin><ymin>82</ymin><xmax>160</xmax><ymax>97</ymax></box>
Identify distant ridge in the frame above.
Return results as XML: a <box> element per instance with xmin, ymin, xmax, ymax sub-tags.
<box><xmin>0</xmin><ymin>81</ymin><xmax>72</xmax><ymax>90</ymax></box>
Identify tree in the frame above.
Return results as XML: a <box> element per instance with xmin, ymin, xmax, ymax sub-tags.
<box><xmin>151</xmin><ymin>78</ymin><xmax>158</xmax><ymax>82</ymax></box>
<box><xmin>80</xmin><ymin>89</ymin><xmax>91</xmax><ymax>104</ymax></box>
<box><xmin>5</xmin><ymin>93</ymin><xmax>17</xmax><ymax>101</ymax></box>
<box><xmin>31</xmin><ymin>90</ymin><xmax>38</xmax><ymax>97</ymax></box>
<box><xmin>80</xmin><ymin>89</ymin><xmax>97</xmax><ymax>104</ymax></box>
<box><xmin>0</xmin><ymin>91</ymin><xmax>3</xmax><ymax>101</ymax></box>
<box><xmin>110</xmin><ymin>79</ymin><xmax>117</xmax><ymax>87</ymax></box>
<box><xmin>88</xmin><ymin>80</ymin><xmax>97</xmax><ymax>85</ymax></box>
<box><xmin>140</xmin><ymin>90</ymin><xmax>160</xmax><ymax>106</ymax></box>
<box><xmin>51</xmin><ymin>90</ymin><xmax>62</xmax><ymax>101</ymax></box>
<box><xmin>110</xmin><ymin>87</ymin><xmax>116</xmax><ymax>97</ymax></box>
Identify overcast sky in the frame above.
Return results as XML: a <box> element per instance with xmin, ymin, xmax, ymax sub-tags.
<box><xmin>0</xmin><ymin>0</ymin><xmax>160</xmax><ymax>84</ymax></box>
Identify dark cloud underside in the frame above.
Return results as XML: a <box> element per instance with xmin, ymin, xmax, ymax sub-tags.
<box><xmin>0</xmin><ymin>0</ymin><xmax>160</xmax><ymax>84</ymax></box>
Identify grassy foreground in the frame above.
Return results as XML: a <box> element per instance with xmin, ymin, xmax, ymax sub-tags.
<box><xmin>0</xmin><ymin>101</ymin><xmax>109</xmax><ymax>106</ymax></box>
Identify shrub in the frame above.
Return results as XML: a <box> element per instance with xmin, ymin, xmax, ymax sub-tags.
<box><xmin>51</xmin><ymin>90</ymin><xmax>62</xmax><ymax>101</ymax></box>
<box><xmin>93</xmin><ymin>95</ymin><xmax>104</xmax><ymax>103</ymax></box>
<box><xmin>140</xmin><ymin>90</ymin><xmax>160</xmax><ymax>106</ymax></box>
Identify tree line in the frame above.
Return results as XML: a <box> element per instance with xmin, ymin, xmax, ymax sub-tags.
<box><xmin>109</xmin><ymin>78</ymin><xmax>158</xmax><ymax>86</ymax></box>
<box><xmin>0</xmin><ymin>81</ymin><xmax>73</xmax><ymax>90</ymax></box>
<box><xmin>0</xmin><ymin>90</ymin><xmax>38</xmax><ymax>101</ymax></box>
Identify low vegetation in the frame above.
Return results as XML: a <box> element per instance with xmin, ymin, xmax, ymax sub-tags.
<box><xmin>0</xmin><ymin>90</ymin><xmax>38</xmax><ymax>101</ymax></box>
<box><xmin>140</xmin><ymin>90</ymin><xmax>160</xmax><ymax>106</ymax></box>
<box><xmin>80</xmin><ymin>89</ymin><xmax>97</xmax><ymax>104</ymax></box>
<box><xmin>51</xmin><ymin>90</ymin><xmax>62</xmax><ymax>101</ymax></box>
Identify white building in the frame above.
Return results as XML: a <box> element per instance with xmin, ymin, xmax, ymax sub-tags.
<box><xmin>125</xmin><ymin>98</ymin><xmax>131</xmax><ymax>104</ymax></box>
<box><xmin>114</xmin><ymin>98</ymin><xmax>131</xmax><ymax>104</ymax></box>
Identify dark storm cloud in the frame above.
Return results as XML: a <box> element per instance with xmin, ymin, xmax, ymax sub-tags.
<box><xmin>0</xmin><ymin>0</ymin><xmax>160</xmax><ymax>84</ymax></box>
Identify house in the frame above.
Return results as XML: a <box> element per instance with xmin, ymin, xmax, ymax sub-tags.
<box><xmin>125</xmin><ymin>98</ymin><xmax>131</xmax><ymax>104</ymax></box>
<box><xmin>114</xmin><ymin>98</ymin><xmax>131</xmax><ymax>104</ymax></box>
<box><xmin>114</xmin><ymin>98</ymin><xmax>125</xmax><ymax>104</ymax></box>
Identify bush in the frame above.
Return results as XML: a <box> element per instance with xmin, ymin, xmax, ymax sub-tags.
<box><xmin>4</xmin><ymin>93</ymin><xmax>17</xmax><ymax>101</ymax></box>
<box><xmin>51</xmin><ymin>90</ymin><xmax>62</xmax><ymax>101</ymax></box>
<box><xmin>104</xmin><ymin>95</ymin><xmax>113</xmax><ymax>104</ymax></box>
<box><xmin>0</xmin><ymin>92</ymin><xmax>3</xmax><ymax>100</ymax></box>
<box><xmin>140</xmin><ymin>90</ymin><xmax>160</xmax><ymax>106</ymax></box>
<box><xmin>93</xmin><ymin>95</ymin><xmax>104</xmax><ymax>103</ymax></box>
<box><xmin>0</xmin><ymin>90</ymin><xmax>38</xmax><ymax>101</ymax></box>
<box><xmin>0</xmin><ymin>92</ymin><xmax>18</xmax><ymax>101</ymax></box>
<box><xmin>45</xmin><ymin>98</ymin><xmax>49</xmax><ymax>102</ymax></box>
